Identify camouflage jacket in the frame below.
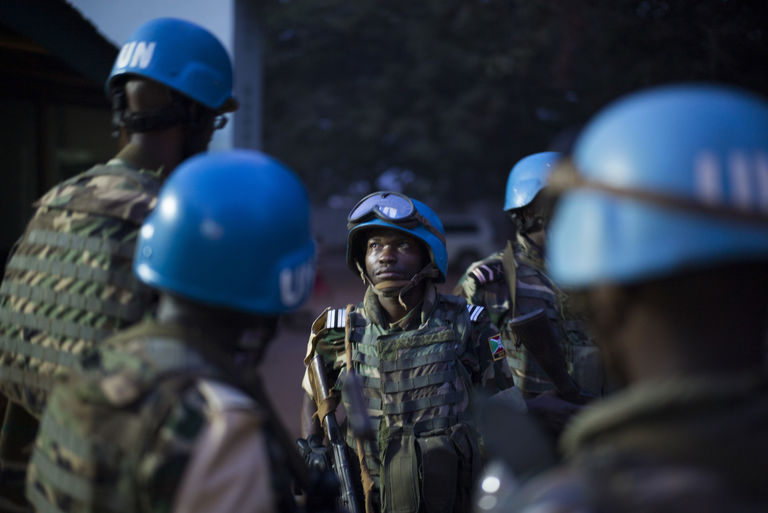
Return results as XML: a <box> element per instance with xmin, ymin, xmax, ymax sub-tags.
<box><xmin>303</xmin><ymin>284</ymin><xmax>513</xmax><ymax>513</ymax></box>
<box><xmin>505</xmin><ymin>373</ymin><xmax>768</xmax><ymax>513</ymax></box>
<box><xmin>454</xmin><ymin>235</ymin><xmax>601</xmax><ymax>397</ymax></box>
<box><xmin>0</xmin><ymin>159</ymin><xmax>161</xmax><ymax>417</ymax></box>
<box><xmin>26</xmin><ymin>321</ymin><xmax>288</xmax><ymax>513</ymax></box>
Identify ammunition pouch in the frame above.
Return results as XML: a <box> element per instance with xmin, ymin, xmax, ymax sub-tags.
<box><xmin>381</xmin><ymin>423</ymin><xmax>479</xmax><ymax>513</ymax></box>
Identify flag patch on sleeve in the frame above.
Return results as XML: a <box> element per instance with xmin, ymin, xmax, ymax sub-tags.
<box><xmin>488</xmin><ymin>334</ymin><xmax>506</xmax><ymax>361</ymax></box>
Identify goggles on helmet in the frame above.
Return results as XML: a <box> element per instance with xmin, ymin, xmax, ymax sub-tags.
<box><xmin>550</xmin><ymin>159</ymin><xmax>768</xmax><ymax>227</ymax></box>
<box><xmin>347</xmin><ymin>191</ymin><xmax>446</xmax><ymax>245</ymax></box>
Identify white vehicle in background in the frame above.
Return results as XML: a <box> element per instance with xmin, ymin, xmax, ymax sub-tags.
<box><xmin>441</xmin><ymin>213</ymin><xmax>499</xmax><ymax>274</ymax></box>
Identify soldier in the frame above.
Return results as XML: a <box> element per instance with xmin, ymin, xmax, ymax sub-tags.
<box><xmin>26</xmin><ymin>150</ymin><xmax>320</xmax><ymax>513</ymax></box>
<box><xmin>299</xmin><ymin>191</ymin><xmax>516</xmax><ymax>513</ymax></box>
<box><xmin>454</xmin><ymin>152</ymin><xmax>598</xmax><ymax>437</ymax></box>
<box><xmin>480</xmin><ymin>84</ymin><xmax>768</xmax><ymax>512</ymax></box>
<box><xmin>0</xmin><ymin>17</ymin><xmax>236</xmax><ymax>511</ymax></box>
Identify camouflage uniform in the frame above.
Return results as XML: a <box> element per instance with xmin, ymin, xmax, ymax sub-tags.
<box><xmin>454</xmin><ymin>235</ymin><xmax>600</xmax><ymax>398</ymax></box>
<box><xmin>26</xmin><ymin>321</ymin><xmax>293</xmax><ymax>513</ymax></box>
<box><xmin>303</xmin><ymin>284</ymin><xmax>514</xmax><ymax>513</ymax></box>
<box><xmin>504</xmin><ymin>373</ymin><xmax>768</xmax><ymax>513</ymax></box>
<box><xmin>0</xmin><ymin>160</ymin><xmax>160</xmax><ymax>509</ymax></box>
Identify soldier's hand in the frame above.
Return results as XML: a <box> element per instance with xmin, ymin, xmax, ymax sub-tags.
<box><xmin>297</xmin><ymin>434</ymin><xmax>332</xmax><ymax>473</ymax></box>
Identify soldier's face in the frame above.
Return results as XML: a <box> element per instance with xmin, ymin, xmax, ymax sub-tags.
<box><xmin>364</xmin><ymin>229</ymin><xmax>427</xmax><ymax>285</ymax></box>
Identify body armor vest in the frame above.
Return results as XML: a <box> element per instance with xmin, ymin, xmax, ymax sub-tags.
<box><xmin>465</xmin><ymin>240</ymin><xmax>583</xmax><ymax>398</ymax></box>
<box><xmin>26</xmin><ymin>323</ymin><xmax>222</xmax><ymax>513</ymax></box>
<box><xmin>0</xmin><ymin>162</ymin><xmax>160</xmax><ymax>416</ymax></box>
<box><xmin>28</xmin><ymin>321</ymin><xmax>302</xmax><ymax>513</ymax></box>
<box><xmin>503</xmin><ymin>259</ymin><xmax>574</xmax><ymax>397</ymax></box>
<box><xmin>342</xmin><ymin>295</ymin><xmax>481</xmax><ymax>513</ymax></box>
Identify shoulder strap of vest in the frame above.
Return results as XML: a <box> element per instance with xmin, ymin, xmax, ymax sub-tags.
<box><xmin>34</xmin><ymin>163</ymin><xmax>162</xmax><ymax>225</ymax></box>
<box><xmin>342</xmin><ymin>303</ymin><xmax>376</xmax><ymax>513</ymax></box>
<box><xmin>86</xmin><ymin>164</ymin><xmax>161</xmax><ymax>192</ymax></box>
<box><xmin>500</xmin><ymin>240</ymin><xmax>517</xmax><ymax>318</ymax></box>
<box><xmin>55</xmin><ymin>163</ymin><xmax>161</xmax><ymax>196</ymax></box>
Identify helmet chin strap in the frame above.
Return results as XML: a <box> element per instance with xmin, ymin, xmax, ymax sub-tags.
<box><xmin>356</xmin><ymin>262</ymin><xmax>440</xmax><ymax>309</ymax></box>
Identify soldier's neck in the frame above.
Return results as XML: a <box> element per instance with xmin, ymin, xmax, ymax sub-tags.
<box><xmin>114</xmin><ymin>129</ymin><xmax>185</xmax><ymax>178</ymax></box>
<box><xmin>156</xmin><ymin>293</ymin><xmax>249</xmax><ymax>350</ymax></box>
<box><xmin>517</xmin><ymin>230</ymin><xmax>545</xmax><ymax>252</ymax></box>
<box><xmin>377</xmin><ymin>283</ymin><xmax>425</xmax><ymax>325</ymax></box>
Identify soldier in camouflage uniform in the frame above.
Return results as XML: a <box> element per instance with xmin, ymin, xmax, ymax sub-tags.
<box><xmin>478</xmin><ymin>84</ymin><xmax>768</xmax><ymax>513</ymax></box>
<box><xmin>26</xmin><ymin>150</ymin><xmax>320</xmax><ymax>513</ymax></box>
<box><xmin>454</xmin><ymin>152</ymin><xmax>598</xmax><ymax>438</ymax></box>
<box><xmin>299</xmin><ymin>191</ymin><xmax>516</xmax><ymax>513</ymax></box>
<box><xmin>0</xmin><ymin>18</ymin><xmax>237</xmax><ymax>512</ymax></box>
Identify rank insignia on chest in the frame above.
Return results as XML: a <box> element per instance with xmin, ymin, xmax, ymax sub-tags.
<box><xmin>488</xmin><ymin>333</ymin><xmax>506</xmax><ymax>361</ymax></box>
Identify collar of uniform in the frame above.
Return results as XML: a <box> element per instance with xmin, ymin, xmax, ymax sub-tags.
<box><xmin>362</xmin><ymin>282</ymin><xmax>437</xmax><ymax>331</ymax></box>
<box><xmin>514</xmin><ymin>232</ymin><xmax>544</xmax><ymax>269</ymax></box>
<box><xmin>560</xmin><ymin>371</ymin><xmax>768</xmax><ymax>459</ymax></box>
<box><xmin>106</xmin><ymin>157</ymin><xmax>164</xmax><ymax>179</ymax></box>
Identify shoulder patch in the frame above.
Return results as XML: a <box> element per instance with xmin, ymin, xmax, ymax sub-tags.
<box><xmin>325</xmin><ymin>307</ymin><xmax>347</xmax><ymax>329</ymax></box>
<box><xmin>469</xmin><ymin>262</ymin><xmax>504</xmax><ymax>285</ymax></box>
<box><xmin>466</xmin><ymin>304</ymin><xmax>485</xmax><ymax>322</ymax></box>
<box><xmin>488</xmin><ymin>333</ymin><xmax>506</xmax><ymax>361</ymax></box>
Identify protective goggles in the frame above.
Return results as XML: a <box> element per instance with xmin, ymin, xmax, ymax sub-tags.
<box><xmin>347</xmin><ymin>191</ymin><xmax>446</xmax><ymax>245</ymax></box>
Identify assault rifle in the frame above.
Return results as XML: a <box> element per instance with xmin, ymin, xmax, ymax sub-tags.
<box><xmin>308</xmin><ymin>354</ymin><xmax>362</xmax><ymax>513</ymax></box>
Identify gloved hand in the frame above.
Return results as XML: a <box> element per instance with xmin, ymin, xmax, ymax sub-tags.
<box><xmin>297</xmin><ymin>434</ymin><xmax>332</xmax><ymax>473</ymax></box>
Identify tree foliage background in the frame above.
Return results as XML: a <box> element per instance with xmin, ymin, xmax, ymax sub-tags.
<box><xmin>258</xmin><ymin>0</ymin><xmax>768</xmax><ymax>209</ymax></box>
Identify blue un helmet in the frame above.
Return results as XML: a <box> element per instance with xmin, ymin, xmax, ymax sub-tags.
<box><xmin>108</xmin><ymin>17</ymin><xmax>237</xmax><ymax>112</ymax></box>
<box><xmin>504</xmin><ymin>151</ymin><xmax>563</xmax><ymax>211</ymax></box>
<box><xmin>134</xmin><ymin>150</ymin><xmax>315</xmax><ymax>314</ymax></box>
<box><xmin>346</xmin><ymin>191</ymin><xmax>448</xmax><ymax>283</ymax></box>
<box><xmin>548</xmin><ymin>83</ymin><xmax>768</xmax><ymax>288</ymax></box>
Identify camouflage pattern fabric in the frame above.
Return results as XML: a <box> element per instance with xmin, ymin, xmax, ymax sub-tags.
<box><xmin>305</xmin><ymin>284</ymin><xmax>513</xmax><ymax>513</ymax></box>
<box><xmin>504</xmin><ymin>373</ymin><xmax>768</xmax><ymax>513</ymax></box>
<box><xmin>0</xmin><ymin>160</ymin><xmax>161</xmax><ymax>416</ymax></box>
<box><xmin>454</xmin><ymin>234</ymin><xmax>600</xmax><ymax>398</ymax></box>
<box><xmin>25</xmin><ymin>321</ymin><xmax>279</xmax><ymax>513</ymax></box>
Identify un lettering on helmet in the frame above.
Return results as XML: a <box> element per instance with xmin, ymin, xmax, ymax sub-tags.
<box><xmin>115</xmin><ymin>41</ymin><xmax>156</xmax><ymax>71</ymax></box>
<box><xmin>694</xmin><ymin>150</ymin><xmax>768</xmax><ymax>210</ymax></box>
<box><xmin>279</xmin><ymin>260</ymin><xmax>315</xmax><ymax>308</ymax></box>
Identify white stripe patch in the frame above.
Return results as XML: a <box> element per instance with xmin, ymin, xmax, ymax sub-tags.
<box><xmin>325</xmin><ymin>308</ymin><xmax>346</xmax><ymax>329</ymax></box>
<box><xmin>466</xmin><ymin>304</ymin><xmax>485</xmax><ymax>322</ymax></box>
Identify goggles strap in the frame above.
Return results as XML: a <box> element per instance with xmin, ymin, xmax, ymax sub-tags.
<box><xmin>411</xmin><ymin>212</ymin><xmax>446</xmax><ymax>246</ymax></box>
<box><xmin>551</xmin><ymin>159</ymin><xmax>768</xmax><ymax>227</ymax></box>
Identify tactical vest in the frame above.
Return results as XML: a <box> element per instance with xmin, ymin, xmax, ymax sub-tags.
<box><xmin>25</xmin><ymin>322</ymin><xmax>218</xmax><ymax>513</ymax></box>
<box><xmin>26</xmin><ymin>322</ymin><xmax>301</xmax><ymax>513</ymax></box>
<box><xmin>503</xmin><ymin>259</ymin><xmax>573</xmax><ymax>397</ymax></box>
<box><xmin>340</xmin><ymin>295</ymin><xmax>483</xmax><ymax>513</ymax></box>
<box><xmin>513</xmin><ymin>244</ymin><xmax>600</xmax><ymax>397</ymax></box>
<box><xmin>0</xmin><ymin>162</ymin><xmax>160</xmax><ymax>416</ymax></box>
<box><xmin>460</xmin><ymin>241</ymin><xmax>586</xmax><ymax>398</ymax></box>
